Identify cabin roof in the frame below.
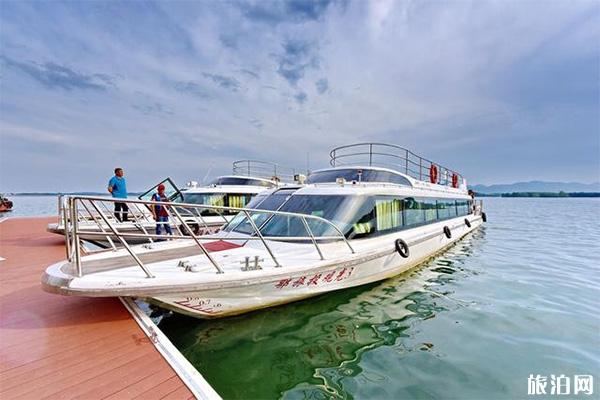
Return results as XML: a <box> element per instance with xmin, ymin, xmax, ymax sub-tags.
<box><xmin>308</xmin><ymin>165</ymin><xmax>416</xmax><ymax>186</ymax></box>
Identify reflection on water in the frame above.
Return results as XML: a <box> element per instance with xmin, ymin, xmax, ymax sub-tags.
<box><xmin>158</xmin><ymin>230</ymin><xmax>486</xmax><ymax>399</ymax></box>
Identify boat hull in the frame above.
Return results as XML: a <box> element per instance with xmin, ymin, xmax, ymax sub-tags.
<box><xmin>148</xmin><ymin>216</ymin><xmax>483</xmax><ymax>318</ymax></box>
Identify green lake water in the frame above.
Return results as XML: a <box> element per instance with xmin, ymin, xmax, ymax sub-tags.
<box><xmin>157</xmin><ymin>198</ymin><xmax>600</xmax><ymax>399</ymax></box>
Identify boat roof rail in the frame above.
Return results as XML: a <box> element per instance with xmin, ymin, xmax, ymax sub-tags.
<box><xmin>330</xmin><ymin>143</ymin><xmax>465</xmax><ymax>188</ymax></box>
<box><xmin>232</xmin><ymin>160</ymin><xmax>302</xmax><ymax>184</ymax></box>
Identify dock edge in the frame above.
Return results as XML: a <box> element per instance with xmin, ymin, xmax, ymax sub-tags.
<box><xmin>119</xmin><ymin>297</ymin><xmax>222</xmax><ymax>400</ymax></box>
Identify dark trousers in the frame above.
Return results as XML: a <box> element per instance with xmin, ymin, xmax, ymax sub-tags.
<box><xmin>114</xmin><ymin>202</ymin><xmax>129</xmax><ymax>222</ymax></box>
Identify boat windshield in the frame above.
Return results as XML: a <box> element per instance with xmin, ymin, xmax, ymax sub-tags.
<box><xmin>225</xmin><ymin>189</ymin><xmax>297</xmax><ymax>234</ymax></box>
<box><xmin>225</xmin><ymin>193</ymin><xmax>371</xmax><ymax>238</ymax></box>
<box><xmin>259</xmin><ymin>195</ymin><xmax>370</xmax><ymax>237</ymax></box>
<box><xmin>208</xmin><ymin>177</ymin><xmax>274</xmax><ymax>187</ymax></box>
<box><xmin>307</xmin><ymin>168</ymin><xmax>411</xmax><ymax>186</ymax></box>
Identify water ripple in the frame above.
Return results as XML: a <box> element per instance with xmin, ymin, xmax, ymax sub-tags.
<box><xmin>157</xmin><ymin>198</ymin><xmax>600</xmax><ymax>399</ymax></box>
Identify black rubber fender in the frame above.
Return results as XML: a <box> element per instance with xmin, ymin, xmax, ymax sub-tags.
<box><xmin>395</xmin><ymin>238</ymin><xmax>410</xmax><ymax>258</ymax></box>
<box><xmin>464</xmin><ymin>218</ymin><xmax>471</xmax><ymax>228</ymax></box>
<box><xmin>482</xmin><ymin>212</ymin><xmax>487</xmax><ymax>222</ymax></box>
<box><xmin>443</xmin><ymin>226</ymin><xmax>452</xmax><ymax>239</ymax></box>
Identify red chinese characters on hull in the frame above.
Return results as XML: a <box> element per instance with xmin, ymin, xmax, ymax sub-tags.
<box><xmin>274</xmin><ymin>267</ymin><xmax>355</xmax><ymax>289</ymax></box>
<box><xmin>275</xmin><ymin>278</ymin><xmax>292</xmax><ymax>289</ymax></box>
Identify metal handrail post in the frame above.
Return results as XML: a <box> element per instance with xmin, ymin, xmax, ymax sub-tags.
<box><xmin>197</xmin><ymin>210</ymin><xmax>211</xmax><ymax>231</ymax></box>
<box><xmin>177</xmin><ymin>205</ymin><xmax>211</xmax><ymax>233</ymax></box>
<box><xmin>135</xmin><ymin>204</ymin><xmax>152</xmax><ymax>222</ymax></box>
<box><xmin>169</xmin><ymin>205</ymin><xmax>224</xmax><ymax>274</ymax></box>
<box><xmin>128</xmin><ymin>203</ymin><xmax>153</xmax><ymax>244</ymax></box>
<box><xmin>330</xmin><ymin>225</ymin><xmax>355</xmax><ymax>254</ymax></box>
<box><xmin>405</xmin><ymin>149</ymin><xmax>409</xmax><ymax>175</ymax></box>
<box><xmin>80</xmin><ymin>199</ymin><xmax>118</xmax><ymax>251</ymax></box>
<box><xmin>168</xmin><ymin>206</ymin><xmax>185</xmax><ymax>237</ymax></box>
<box><xmin>369</xmin><ymin>144</ymin><xmax>373</xmax><ymax>166</ymax></box>
<box><xmin>71</xmin><ymin>198</ymin><xmax>82</xmax><ymax>277</ymax></box>
<box><xmin>135</xmin><ymin>202</ymin><xmax>153</xmax><ymax>224</ymax></box>
<box><xmin>88</xmin><ymin>200</ymin><xmax>155</xmax><ymax>278</ymax></box>
<box><xmin>300</xmin><ymin>217</ymin><xmax>324</xmax><ymax>260</ymax></box>
<box><xmin>243</xmin><ymin>210</ymin><xmax>281</xmax><ymax>267</ymax></box>
<box><xmin>63</xmin><ymin>197</ymin><xmax>72</xmax><ymax>261</ymax></box>
<box><xmin>100</xmin><ymin>200</ymin><xmax>116</xmax><ymax>222</ymax></box>
<box><xmin>211</xmin><ymin>209</ymin><xmax>228</xmax><ymax>230</ymax></box>
<box><xmin>76</xmin><ymin>207</ymin><xmax>86</xmax><ymax>223</ymax></box>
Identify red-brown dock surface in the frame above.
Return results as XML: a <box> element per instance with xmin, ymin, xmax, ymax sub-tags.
<box><xmin>0</xmin><ymin>217</ymin><xmax>195</xmax><ymax>399</ymax></box>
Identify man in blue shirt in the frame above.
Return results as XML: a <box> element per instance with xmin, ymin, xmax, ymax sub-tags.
<box><xmin>108</xmin><ymin>167</ymin><xmax>128</xmax><ymax>222</ymax></box>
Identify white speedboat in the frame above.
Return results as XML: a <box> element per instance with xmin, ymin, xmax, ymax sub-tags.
<box><xmin>42</xmin><ymin>143</ymin><xmax>486</xmax><ymax>318</ymax></box>
<box><xmin>46</xmin><ymin>161</ymin><xmax>295</xmax><ymax>248</ymax></box>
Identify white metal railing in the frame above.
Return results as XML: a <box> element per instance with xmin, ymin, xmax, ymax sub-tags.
<box><xmin>57</xmin><ymin>194</ymin><xmax>229</xmax><ymax>252</ymax></box>
<box><xmin>232</xmin><ymin>160</ymin><xmax>299</xmax><ymax>183</ymax></box>
<box><xmin>475</xmin><ymin>199</ymin><xmax>484</xmax><ymax>215</ymax></box>
<box><xmin>63</xmin><ymin>196</ymin><xmax>355</xmax><ymax>279</ymax></box>
<box><xmin>330</xmin><ymin>143</ymin><xmax>465</xmax><ymax>187</ymax></box>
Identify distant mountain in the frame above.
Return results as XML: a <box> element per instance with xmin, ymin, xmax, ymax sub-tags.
<box><xmin>470</xmin><ymin>181</ymin><xmax>600</xmax><ymax>194</ymax></box>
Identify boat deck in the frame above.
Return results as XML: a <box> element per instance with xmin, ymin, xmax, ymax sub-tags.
<box><xmin>0</xmin><ymin>217</ymin><xmax>195</xmax><ymax>399</ymax></box>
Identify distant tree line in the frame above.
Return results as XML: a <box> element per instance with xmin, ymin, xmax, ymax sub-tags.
<box><xmin>475</xmin><ymin>192</ymin><xmax>600</xmax><ymax>198</ymax></box>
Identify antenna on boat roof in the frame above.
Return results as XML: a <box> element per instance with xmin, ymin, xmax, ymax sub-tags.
<box><xmin>201</xmin><ymin>163</ymin><xmax>214</xmax><ymax>184</ymax></box>
<box><xmin>306</xmin><ymin>152</ymin><xmax>310</xmax><ymax>175</ymax></box>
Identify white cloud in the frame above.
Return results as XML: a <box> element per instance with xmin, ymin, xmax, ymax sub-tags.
<box><xmin>0</xmin><ymin>0</ymin><xmax>598</xmax><ymax>190</ymax></box>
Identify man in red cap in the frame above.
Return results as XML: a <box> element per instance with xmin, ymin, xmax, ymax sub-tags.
<box><xmin>151</xmin><ymin>183</ymin><xmax>172</xmax><ymax>236</ymax></box>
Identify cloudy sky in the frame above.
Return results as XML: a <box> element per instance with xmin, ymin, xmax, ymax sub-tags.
<box><xmin>0</xmin><ymin>0</ymin><xmax>598</xmax><ymax>192</ymax></box>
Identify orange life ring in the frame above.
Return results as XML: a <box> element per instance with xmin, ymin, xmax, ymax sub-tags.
<box><xmin>452</xmin><ymin>173</ymin><xmax>458</xmax><ymax>188</ymax></box>
<box><xmin>429</xmin><ymin>164</ymin><xmax>438</xmax><ymax>183</ymax></box>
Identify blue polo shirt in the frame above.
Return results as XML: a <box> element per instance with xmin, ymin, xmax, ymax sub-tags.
<box><xmin>108</xmin><ymin>176</ymin><xmax>127</xmax><ymax>199</ymax></box>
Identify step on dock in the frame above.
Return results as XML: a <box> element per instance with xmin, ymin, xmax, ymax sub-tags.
<box><xmin>0</xmin><ymin>217</ymin><xmax>212</xmax><ymax>399</ymax></box>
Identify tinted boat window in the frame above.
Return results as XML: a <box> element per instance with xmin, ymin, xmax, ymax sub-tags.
<box><xmin>182</xmin><ymin>193</ymin><xmax>254</xmax><ymax>216</ymax></box>
<box><xmin>423</xmin><ymin>198</ymin><xmax>437</xmax><ymax>222</ymax></box>
<box><xmin>374</xmin><ymin>197</ymin><xmax>403</xmax><ymax>233</ymax></box>
<box><xmin>437</xmin><ymin>199</ymin><xmax>457</xmax><ymax>219</ymax></box>
<box><xmin>226</xmin><ymin>192</ymin><xmax>473</xmax><ymax>240</ymax></box>
<box><xmin>456</xmin><ymin>200</ymin><xmax>469</xmax><ymax>216</ymax></box>
<box><xmin>404</xmin><ymin>197</ymin><xmax>424</xmax><ymax>226</ymax></box>
<box><xmin>208</xmin><ymin>177</ymin><xmax>274</xmax><ymax>187</ymax></box>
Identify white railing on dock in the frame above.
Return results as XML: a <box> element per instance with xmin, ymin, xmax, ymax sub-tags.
<box><xmin>62</xmin><ymin>196</ymin><xmax>354</xmax><ymax>278</ymax></box>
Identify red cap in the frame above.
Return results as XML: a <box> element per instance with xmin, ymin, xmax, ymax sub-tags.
<box><xmin>158</xmin><ymin>184</ymin><xmax>165</xmax><ymax>190</ymax></box>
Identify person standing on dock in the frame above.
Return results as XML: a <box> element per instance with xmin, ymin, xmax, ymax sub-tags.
<box><xmin>108</xmin><ymin>167</ymin><xmax>128</xmax><ymax>222</ymax></box>
<box><xmin>151</xmin><ymin>184</ymin><xmax>172</xmax><ymax>237</ymax></box>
